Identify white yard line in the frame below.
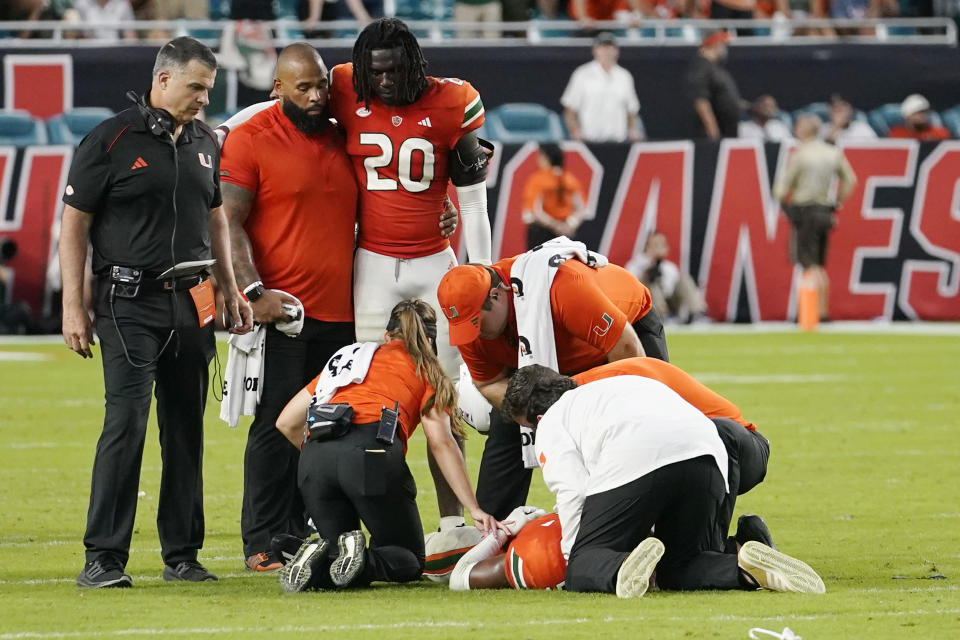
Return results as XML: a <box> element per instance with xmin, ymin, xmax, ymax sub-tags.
<box><xmin>1</xmin><ymin>607</ymin><xmax>958</xmax><ymax>639</ymax></box>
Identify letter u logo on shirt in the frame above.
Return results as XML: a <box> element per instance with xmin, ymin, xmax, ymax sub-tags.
<box><xmin>198</xmin><ymin>153</ymin><xmax>213</xmax><ymax>168</ymax></box>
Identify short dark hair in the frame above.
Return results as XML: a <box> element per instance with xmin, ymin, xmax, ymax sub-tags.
<box><xmin>539</xmin><ymin>143</ymin><xmax>564</xmax><ymax>169</ymax></box>
<box><xmin>352</xmin><ymin>18</ymin><xmax>428</xmax><ymax>107</ymax></box>
<box><xmin>502</xmin><ymin>365</ymin><xmax>577</xmax><ymax>426</ymax></box>
<box><xmin>153</xmin><ymin>36</ymin><xmax>217</xmax><ymax>77</ymax></box>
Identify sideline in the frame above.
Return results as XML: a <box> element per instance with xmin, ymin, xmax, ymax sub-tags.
<box><xmin>3</xmin><ymin>321</ymin><xmax>960</xmax><ymax>348</ymax></box>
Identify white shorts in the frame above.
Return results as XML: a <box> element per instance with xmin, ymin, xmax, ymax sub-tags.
<box><xmin>353</xmin><ymin>246</ymin><xmax>462</xmax><ymax>380</ymax></box>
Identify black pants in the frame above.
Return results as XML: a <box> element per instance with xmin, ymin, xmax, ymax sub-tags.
<box><xmin>86</xmin><ymin>285</ymin><xmax>215</xmax><ymax>567</ymax></box>
<box><xmin>298</xmin><ymin>424</ymin><xmax>424</xmax><ymax>587</ymax></box>
<box><xmin>475</xmin><ymin>312</ymin><xmax>669</xmax><ymax>520</ymax></box>
<box><xmin>712</xmin><ymin>418</ymin><xmax>770</xmax><ymax>549</ymax></box>
<box><xmin>241</xmin><ymin>318</ymin><xmax>354</xmax><ymax>557</ymax></box>
<box><xmin>565</xmin><ymin>456</ymin><xmax>742</xmax><ymax>593</ymax></box>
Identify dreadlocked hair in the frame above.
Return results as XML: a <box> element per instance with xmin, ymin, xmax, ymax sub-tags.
<box><xmin>386</xmin><ymin>299</ymin><xmax>459</xmax><ymax>429</ymax></box>
<box><xmin>352</xmin><ymin>17</ymin><xmax>428</xmax><ymax>108</ymax></box>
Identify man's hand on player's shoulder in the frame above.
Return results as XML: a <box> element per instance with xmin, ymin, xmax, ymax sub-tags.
<box><xmin>439</xmin><ymin>195</ymin><xmax>459</xmax><ymax>238</ymax></box>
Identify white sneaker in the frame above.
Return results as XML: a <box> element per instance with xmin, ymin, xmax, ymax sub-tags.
<box><xmin>738</xmin><ymin>541</ymin><xmax>826</xmax><ymax>594</ymax></box>
<box><xmin>279</xmin><ymin>538</ymin><xmax>329</xmax><ymax>594</ymax></box>
<box><xmin>329</xmin><ymin>530</ymin><xmax>367</xmax><ymax>588</ymax></box>
<box><xmin>615</xmin><ymin>537</ymin><xmax>665</xmax><ymax>598</ymax></box>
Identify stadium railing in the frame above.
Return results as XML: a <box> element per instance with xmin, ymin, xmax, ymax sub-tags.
<box><xmin>0</xmin><ymin>17</ymin><xmax>955</xmax><ymax>47</ymax></box>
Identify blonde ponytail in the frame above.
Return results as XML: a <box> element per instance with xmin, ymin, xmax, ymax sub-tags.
<box><xmin>386</xmin><ymin>299</ymin><xmax>458</xmax><ymax>424</ymax></box>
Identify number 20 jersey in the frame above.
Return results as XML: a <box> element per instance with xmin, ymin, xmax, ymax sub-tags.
<box><xmin>329</xmin><ymin>63</ymin><xmax>485</xmax><ymax>259</ymax></box>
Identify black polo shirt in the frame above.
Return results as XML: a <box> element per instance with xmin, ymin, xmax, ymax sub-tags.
<box><xmin>63</xmin><ymin>107</ymin><xmax>222</xmax><ymax>275</ymax></box>
<box><xmin>686</xmin><ymin>54</ymin><xmax>742</xmax><ymax>139</ymax></box>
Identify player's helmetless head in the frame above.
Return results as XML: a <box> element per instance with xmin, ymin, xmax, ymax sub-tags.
<box><xmin>151</xmin><ymin>36</ymin><xmax>217</xmax><ymax>126</ymax></box>
<box><xmin>352</xmin><ymin>18</ymin><xmax>428</xmax><ymax>107</ymax></box>
<box><xmin>274</xmin><ymin>43</ymin><xmax>330</xmax><ymax>135</ymax></box>
<box><xmin>502</xmin><ymin>365</ymin><xmax>578</xmax><ymax>428</ymax></box>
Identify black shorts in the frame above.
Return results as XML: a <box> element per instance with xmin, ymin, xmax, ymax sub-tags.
<box><xmin>787</xmin><ymin>204</ymin><xmax>835</xmax><ymax>268</ymax></box>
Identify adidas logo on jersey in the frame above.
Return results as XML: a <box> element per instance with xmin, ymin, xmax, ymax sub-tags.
<box><xmin>418</xmin><ymin>117</ymin><xmax>432</xmax><ymax>127</ymax></box>
<box><xmin>130</xmin><ymin>157</ymin><xmax>148</xmax><ymax>170</ymax></box>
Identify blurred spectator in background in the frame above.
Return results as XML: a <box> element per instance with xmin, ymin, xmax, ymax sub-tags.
<box><xmin>710</xmin><ymin>0</ymin><xmax>754</xmax><ymax>22</ymax></box>
<box><xmin>569</xmin><ymin>0</ymin><xmax>646</xmax><ymax>31</ymax></box>
<box><xmin>626</xmin><ymin>231</ymin><xmax>707</xmax><ymax>324</ymax></box>
<box><xmin>687</xmin><ymin>30</ymin><xmax>743</xmax><ymax>140</ymax></box>
<box><xmin>155</xmin><ymin>0</ymin><xmax>207</xmax><ymax>20</ymax></box>
<box><xmin>738</xmin><ymin>95</ymin><xmax>792</xmax><ymax>141</ymax></box>
<box><xmin>820</xmin><ymin>95</ymin><xmax>876</xmax><ymax>144</ymax></box>
<box><xmin>72</xmin><ymin>0</ymin><xmax>137</xmax><ymax>40</ymax></box>
<box><xmin>0</xmin><ymin>238</ymin><xmax>35</xmax><ymax>334</ymax></box>
<box><xmin>561</xmin><ymin>32</ymin><xmax>644</xmax><ymax>143</ymax></box>
<box><xmin>453</xmin><ymin>0</ymin><xmax>501</xmax><ymax>39</ymax></box>
<box><xmin>888</xmin><ymin>94</ymin><xmax>951</xmax><ymax>140</ymax></box>
<box><xmin>230</xmin><ymin>0</ymin><xmax>274</xmax><ymax>20</ymax></box>
<box><xmin>1</xmin><ymin>0</ymin><xmax>76</xmax><ymax>38</ymax></box>
<box><xmin>774</xmin><ymin>114</ymin><xmax>857</xmax><ymax>321</ymax></box>
<box><xmin>521</xmin><ymin>144</ymin><xmax>586</xmax><ymax>249</ymax></box>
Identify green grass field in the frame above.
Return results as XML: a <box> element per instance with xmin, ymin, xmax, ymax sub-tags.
<box><xmin>1</xmin><ymin>327</ymin><xmax>957</xmax><ymax>639</ymax></box>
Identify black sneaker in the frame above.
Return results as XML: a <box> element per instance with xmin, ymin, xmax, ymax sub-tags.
<box><xmin>77</xmin><ymin>559</ymin><xmax>132</xmax><ymax>588</ymax></box>
<box><xmin>736</xmin><ymin>514</ymin><xmax>777</xmax><ymax>550</ymax></box>
<box><xmin>163</xmin><ymin>561</ymin><xmax>218</xmax><ymax>582</ymax></box>
<box><xmin>329</xmin><ymin>530</ymin><xmax>366</xmax><ymax>588</ymax></box>
<box><xmin>271</xmin><ymin>533</ymin><xmax>304</xmax><ymax>566</ymax></box>
<box><xmin>280</xmin><ymin>538</ymin><xmax>330</xmax><ymax>593</ymax></box>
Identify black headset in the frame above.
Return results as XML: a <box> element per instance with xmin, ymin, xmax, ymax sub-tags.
<box><xmin>126</xmin><ymin>90</ymin><xmax>175</xmax><ymax>137</ymax></box>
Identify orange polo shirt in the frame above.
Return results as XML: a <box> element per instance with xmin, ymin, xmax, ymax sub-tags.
<box><xmin>523</xmin><ymin>169</ymin><xmax>585</xmax><ymax>222</ymax></box>
<box><xmin>573</xmin><ymin>357</ymin><xmax>757</xmax><ymax>431</ymax></box>
<box><xmin>220</xmin><ymin>103</ymin><xmax>357</xmax><ymax>322</ymax></box>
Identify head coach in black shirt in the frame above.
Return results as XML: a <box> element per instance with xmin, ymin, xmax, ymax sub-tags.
<box><xmin>59</xmin><ymin>36</ymin><xmax>253</xmax><ymax>588</ymax></box>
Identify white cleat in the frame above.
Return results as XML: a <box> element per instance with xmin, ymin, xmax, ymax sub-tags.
<box><xmin>738</xmin><ymin>541</ymin><xmax>826</xmax><ymax>594</ymax></box>
<box><xmin>615</xmin><ymin>537</ymin><xmax>665</xmax><ymax>598</ymax></box>
<box><xmin>279</xmin><ymin>538</ymin><xmax>329</xmax><ymax>594</ymax></box>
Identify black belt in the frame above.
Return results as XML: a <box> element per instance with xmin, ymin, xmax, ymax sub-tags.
<box><xmin>141</xmin><ymin>274</ymin><xmax>206</xmax><ymax>293</ymax></box>
<box><xmin>98</xmin><ymin>271</ymin><xmax>206</xmax><ymax>293</ymax></box>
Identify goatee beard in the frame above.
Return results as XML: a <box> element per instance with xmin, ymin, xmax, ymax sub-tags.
<box><xmin>282</xmin><ymin>99</ymin><xmax>329</xmax><ymax>135</ymax></box>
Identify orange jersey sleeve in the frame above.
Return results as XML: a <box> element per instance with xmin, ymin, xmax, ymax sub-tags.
<box><xmin>550</xmin><ymin>261</ymin><xmax>632</xmax><ymax>353</ymax></box>
<box><xmin>504</xmin><ymin>513</ymin><xmax>566</xmax><ymax>590</ymax></box>
<box><xmin>329</xmin><ymin>64</ymin><xmax>485</xmax><ymax>258</ymax></box>
<box><xmin>573</xmin><ymin>358</ymin><xmax>757</xmax><ymax>430</ymax></box>
<box><xmin>219</xmin><ymin>104</ymin><xmax>357</xmax><ymax>322</ymax></box>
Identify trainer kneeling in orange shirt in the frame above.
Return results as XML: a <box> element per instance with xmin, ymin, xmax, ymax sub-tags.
<box><xmin>274</xmin><ymin>299</ymin><xmax>506</xmax><ymax>592</ymax></box>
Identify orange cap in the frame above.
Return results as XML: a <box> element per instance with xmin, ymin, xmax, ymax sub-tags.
<box><xmin>702</xmin><ymin>31</ymin><xmax>730</xmax><ymax>49</ymax></box>
<box><xmin>437</xmin><ymin>265</ymin><xmax>491</xmax><ymax>345</ymax></box>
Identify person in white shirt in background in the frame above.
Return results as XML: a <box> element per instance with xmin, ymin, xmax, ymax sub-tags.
<box><xmin>820</xmin><ymin>94</ymin><xmax>877</xmax><ymax>144</ymax></box>
<box><xmin>738</xmin><ymin>95</ymin><xmax>793</xmax><ymax>142</ymax></box>
<box><xmin>71</xmin><ymin>0</ymin><xmax>137</xmax><ymax>40</ymax></box>
<box><xmin>625</xmin><ymin>231</ymin><xmax>707</xmax><ymax>324</ymax></box>
<box><xmin>501</xmin><ymin>365</ymin><xmax>826</xmax><ymax>597</ymax></box>
<box><xmin>561</xmin><ymin>32</ymin><xmax>644</xmax><ymax>143</ymax></box>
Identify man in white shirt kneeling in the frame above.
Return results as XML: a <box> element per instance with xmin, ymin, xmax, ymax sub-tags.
<box><xmin>501</xmin><ymin>366</ymin><xmax>826</xmax><ymax>597</ymax></box>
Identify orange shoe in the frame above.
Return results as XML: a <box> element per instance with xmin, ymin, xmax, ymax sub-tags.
<box><xmin>245</xmin><ymin>551</ymin><xmax>283</xmax><ymax>572</ymax></box>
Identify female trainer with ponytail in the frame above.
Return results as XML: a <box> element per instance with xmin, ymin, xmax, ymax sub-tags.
<box><xmin>275</xmin><ymin>299</ymin><xmax>506</xmax><ymax>592</ymax></box>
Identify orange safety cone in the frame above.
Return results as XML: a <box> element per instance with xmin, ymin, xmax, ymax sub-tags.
<box><xmin>797</xmin><ymin>272</ymin><xmax>819</xmax><ymax>331</ymax></box>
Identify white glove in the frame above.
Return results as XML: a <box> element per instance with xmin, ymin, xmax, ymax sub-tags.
<box><xmin>503</xmin><ymin>505</ymin><xmax>548</xmax><ymax>537</ymax></box>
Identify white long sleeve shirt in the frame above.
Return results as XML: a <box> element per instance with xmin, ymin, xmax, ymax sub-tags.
<box><xmin>535</xmin><ymin>376</ymin><xmax>729</xmax><ymax>558</ymax></box>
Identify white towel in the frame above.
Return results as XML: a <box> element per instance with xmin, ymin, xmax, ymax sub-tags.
<box><xmin>219</xmin><ymin>323</ymin><xmax>266</xmax><ymax>428</ymax></box>
<box><xmin>312</xmin><ymin>341</ymin><xmax>379</xmax><ymax>404</ymax></box>
<box><xmin>509</xmin><ymin>236</ymin><xmax>609</xmax><ymax>467</ymax></box>
<box><xmin>273</xmin><ymin>290</ymin><xmax>305</xmax><ymax>337</ymax></box>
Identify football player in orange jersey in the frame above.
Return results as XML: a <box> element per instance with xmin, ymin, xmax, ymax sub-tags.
<box><xmin>330</xmin><ymin>18</ymin><xmax>494</xmax><ymax>532</ymax></box>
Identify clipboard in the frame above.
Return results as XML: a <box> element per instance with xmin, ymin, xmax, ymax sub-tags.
<box><xmin>158</xmin><ymin>259</ymin><xmax>216</xmax><ymax>279</ymax></box>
